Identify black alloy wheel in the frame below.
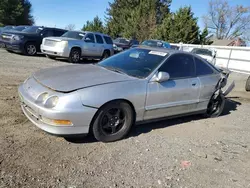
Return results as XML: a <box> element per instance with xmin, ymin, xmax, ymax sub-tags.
<box><xmin>92</xmin><ymin>101</ymin><xmax>134</xmax><ymax>142</ymax></box>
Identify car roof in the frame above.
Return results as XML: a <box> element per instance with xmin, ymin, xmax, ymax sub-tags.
<box><xmin>82</xmin><ymin>30</ymin><xmax>111</xmax><ymax>37</ymax></box>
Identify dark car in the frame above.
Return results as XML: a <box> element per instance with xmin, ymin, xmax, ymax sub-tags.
<box><xmin>132</xmin><ymin>39</ymin><xmax>171</xmax><ymax>49</ymax></box>
<box><xmin>113</xmin><ymin>38</ymin><xmax>139</xmax><ymax>53</ymax></box>
<box><xmin>0</xmin><ymin>26</ymin><xmax>29</xmax><ymax>48</ymax></box>
<box><xmin>1</xmin><ymin>26</ymin><xmax>67</xmax><ymax>55</ymax></box>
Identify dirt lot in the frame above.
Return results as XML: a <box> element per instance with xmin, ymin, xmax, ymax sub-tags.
<box><xmin>0</xmin><ymin>49</ymin><xmax>250</xmax><ymax>188</ymax></box>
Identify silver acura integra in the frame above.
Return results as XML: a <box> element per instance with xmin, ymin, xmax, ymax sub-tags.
<box><xmin>18</xmin><ymin>47</ymin><xmax>234</xmax><ymax>142</ymax></box>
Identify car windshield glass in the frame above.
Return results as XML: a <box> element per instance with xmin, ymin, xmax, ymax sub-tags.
<box><xmin>192</xmin><ymin>49</ymin><xmax>212</xmax><ymax>56</ymax></box>
<box><xmin>11</xmin><ymin>26</ymin><xmax>27</xmax><ymax>31</ymax></box>
<box><xmin>141</xmin><ymin>40</ymin><xmax>163</xmax><ymax>47</ymax></box>
<box><xmin>97</xmin><ymin>48</ymin><xmax>168</xmax><ymax>78</ymax></box>
<box><xmin>22</xmin><ymin>26</ymin><xmax>43</xmax><ymax>33</ymax></box>
<box><xmin>61</xmin><ymin>31</ymin><xmax>85</xmax><ymax>39</ymax></box>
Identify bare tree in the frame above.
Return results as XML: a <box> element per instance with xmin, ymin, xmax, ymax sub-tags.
<box><xmin>203</xmin><ymin>0</ymin><xmax>250</xmax><ymax>40</ymax></box>
<box><xmin>65</xmin><ymin>24</ymin><xmax>75</xmax><ymax>31</ymax></box>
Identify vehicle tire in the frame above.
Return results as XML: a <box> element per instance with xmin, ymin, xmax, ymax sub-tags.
<box><xmin>25</xmin><ymin>42</ymin><xmax>37</xmax><ymax>56</ymax></box>
<box><xmin>245</xmin><ymin>76</ymin><xmax>250</xmax><ymax>92</ymax></box>
<box><xmin>68</xmin><ymin>48</ymin><xmax>81</xmax><ymax>63</ymax></box>
<box><xmin>46</xmin><ymin>55</ymin><xmax>56</xmax><ymax>60</ymax></box>
<box><xmin>204</xmin><ymin>93</ymin><xmax>225</xmax><ymax>118</ymax></box>
<box><xmin>92</xmin><ymin>101</ymin><xmax>134</xmax><ymax>142</ymax></box>
<box><xmin>102</xmin><ymin>50</ymin><xmax>110</xmax><ymax>60</ymax></box>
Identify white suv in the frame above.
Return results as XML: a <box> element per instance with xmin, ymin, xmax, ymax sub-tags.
<box><xmin>41</xmin><ymin>31</ymin><xmax>114</xmax><ymax>63</ymax></box>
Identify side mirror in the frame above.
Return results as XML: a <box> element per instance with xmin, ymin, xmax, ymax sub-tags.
<box><xmin>151</xmin><ymin>71</ymin><xmax>170</xmax><ymax>82</ymax></box>
<box><xmin>84</xmin><ymin>37</ymin><xmax>91</xmax><ymax>42</ymax></box>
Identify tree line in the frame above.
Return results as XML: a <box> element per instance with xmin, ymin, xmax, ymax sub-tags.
<box><xmin>82</xmin><ymin>0</ymin><xmax>250</xmax><ymax>44</ymax></box>
<box><xmin>1</xmin><ymin>0</ymin><xmax>249</xmax><ymax>44</ymax></box>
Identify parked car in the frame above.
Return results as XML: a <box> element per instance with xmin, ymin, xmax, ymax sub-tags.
<box><xmin>191</xmin><ymin>48</ymin><xmax>216</xmax><ymax>65</ymax></box>
<box><xmin>132</xmin><ymin>39</ymin><xmax>171</xmax><ymax>49</ymax></box>
<box><xmin>170</xmin><ymin>45</ymin><xmax>180</xmax><ymax>50</ymax></box>
<box><xmin>1</xmin><ymin>26</ymin><xmax>67</xmax><ymax>55</ymax></box>
<box><xmin>18</xmin><ymin>46</ymin><xmax>234</xmax><ymax>142</ymax></box>
<box><xmin>41</xmin><ymin>31</ymin><xmax>114</xmax><ymax>63</ymax></box>
<box><xmin>0</xmin><ymin>25</ymin><xmax>29</xmax><ymax>48</ymax></box>
<box><xmin>113</xmin><ymin>38</ymin><xmax>139</xmax><ymax>53</ymax></box>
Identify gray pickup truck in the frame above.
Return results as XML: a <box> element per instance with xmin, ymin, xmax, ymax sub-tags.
<box><xmin>41</xmin><ymin>31</ymin><xmax>114</xmax><ymax>63</ymax></box>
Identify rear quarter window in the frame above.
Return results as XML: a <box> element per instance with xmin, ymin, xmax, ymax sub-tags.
<box><xmin>194</xmin><ymin>57</ymin><xmax>215</xmax><ymax>76</ymax></box>
<box><xmin>103</xmin><ymin>36</ymin><xmax>113</xmax><ymax>44</ymax></box>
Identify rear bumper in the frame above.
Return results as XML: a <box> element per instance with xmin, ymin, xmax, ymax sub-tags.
<box><xmin>18</xmin><ymin>84</ymin><xmax>98</xmax><ymax>136</ymax></box>
<box><xmin>41</xmin><ymin>44</ymin><xmax>70</xmax><ymax>58</ymax></box>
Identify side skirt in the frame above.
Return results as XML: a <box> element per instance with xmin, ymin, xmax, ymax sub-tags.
<box><xmin>135</xmin><ymin>109</ymin><xmax>206</xmax><ymax>125</ymax></box>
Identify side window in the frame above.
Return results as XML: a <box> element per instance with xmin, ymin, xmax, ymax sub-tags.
<box><xmin>54</xmin><ymin>30</ymin><xmax>66</xmax><ymax>36</ymax></box>
<box><xmin>85</xmin><ymin>33</ymin><xmax>95</xmax><ymax>43</ymax></box>
<box><xmin>159</xmin><ymin>54</ymin><xmax>195</xmax><ymax>79</ymax></box>
<box><xmin>42</xmin><ymin>29</ymin><xmax>54</xmax><ymax>37</ymax></box>
<box><xmin>103</xmin><ymin>36</ymin><xmax>113</xmax><ymax>44</ymax></box>
<box><xmin>95</xmin><ymin>34</ymin><xmax>104</xmax><ymax>44</ymax></box>
<box><xmin>194</xmin><ymin>57</ymin><xmax>214</xmax><ymax>76</ymax></box>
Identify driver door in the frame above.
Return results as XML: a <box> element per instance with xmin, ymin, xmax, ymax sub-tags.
<box><xmin>82</xmin><ymin>33</ymin><xmax>97</xmax><ymax>57</ymax></box>
<box><xmin>144</xmin><ymin>53</ymin><xmax>201</xmax><ymax>120</ymax></box>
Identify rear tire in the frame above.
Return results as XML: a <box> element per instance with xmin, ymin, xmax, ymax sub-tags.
<box><xmin>92</xmin><ymin>101</ymin><xmax>134</xmax><ymax>142</ymax></box>
<box><xmin>245</xmin><ymin>76</ymin><xmax>250</xmax><ymax>92</ymax></box>
<box><xmin>25</xmin><ymin>42</ymin><xmax>37</xmax><ymax>56</ymax></box>
<box><xmin>204</xmin><ymin>94</ymin><xmax>225</xmax><ymax>118</ymax></box>
<box><xmin>69</xmin><ymin>48</ymin><xmax>81</xmax><ymax>63</ymax></box>
<box><xmin>102</xmin><ymin>50</ymin><xmax>110</xmax><ymax>60</ymax></box>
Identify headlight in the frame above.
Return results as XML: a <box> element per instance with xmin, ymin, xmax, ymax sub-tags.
<box><xmin>37</xmin><ymin>92</ymin><xmax>49</xmax><ymax>103</ymax></box>
<box><xmin>13</xmin><ymin>35</ymin><xmax>24</xmax><ymax>40</ymax></box>
<box><xmin>57</xmin><ymin>41</ymin><xmax>68</xmax><ymax>48</ymax></box>
<box><xmin>44</xmin><ymin>96</ymin><xmax>59</xmax><ymax>108</ymax></box>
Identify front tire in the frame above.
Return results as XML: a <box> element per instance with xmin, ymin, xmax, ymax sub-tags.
<box><xmin>92</xmin><ymin>101</ymin><xmax>134</xmax><ymax>142</ymax></box>
<box><xmin>204</xmin><ymin>94</ymin><xmax>225</xmax><ymax>118</ymax></box>
<box><xmin>25</xmin><ymin>42</ymin><xmax>37</xmax><ymax>56</ymax></box>
<box><xmin>69</xmin><ymin>48</ymin><xmax>81</xmax><ymax>63</ymax></box>
<box><xmin>245</xmin><ymin>76</ymin><xmax>250</xmax><ymax>92</ymax></box>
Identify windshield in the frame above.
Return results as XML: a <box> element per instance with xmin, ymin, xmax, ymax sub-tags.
<box><xmin>12</xmin><ymin>26</ymin><xmax>28</xmax><ymax>31</ymax></box>
<box><xmin>22</xmin><ymin>26</ymin><xmax>43</xmax><ymax>33</ymax></box>
<box><xmin>141</xmin><ymin>40</ymin><xmax>163</xmax><ymax>48</ymax></box>
<box><xmin>192</xmin><ymin>48</ymin><xmax>212</xmax><ymax>56</ymax></box>
<box><xmin>98</xmin><ymin>48</ymin><xmax>168</xmax><ymax>78</ymax></box>
<box><xmin>61</xmin><ymin>31</ymin><xmax>85</xmax><ymax>39</ymax></box>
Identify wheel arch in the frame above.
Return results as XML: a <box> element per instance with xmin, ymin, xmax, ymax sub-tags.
<box><xmin>71</xmin><ymin>46</ymin><xmax>82</xmax><ymax>54</ymax></box>
<box><xmin>88</xmin><ymin>98</ymin><xmax>136</xmax><ymax>133</ymax></box>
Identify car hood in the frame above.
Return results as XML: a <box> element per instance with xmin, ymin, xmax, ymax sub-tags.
<box><xmin>33</xmin><ymin>64</ymin><xmax>136</xmax><ymax>92</ymax></box>
<box><xmin>114</xmin><ymin>42</ymin><xmax>130</xmax><ymax>48</ymax></box>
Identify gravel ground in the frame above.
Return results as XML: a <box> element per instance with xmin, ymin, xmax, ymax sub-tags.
<box><xmin>0</xmin><ymin>49</ymin><xmax>250</xmax><ymax>188</ymax></box>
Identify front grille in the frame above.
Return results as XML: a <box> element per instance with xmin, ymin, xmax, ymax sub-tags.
<box><xmin>44</xmin><ymin>39</ymin><xmax>57</xmax><ymax>47</ymax></box>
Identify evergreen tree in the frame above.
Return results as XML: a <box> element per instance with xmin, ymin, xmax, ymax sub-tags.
<box><xmin>0</xmin><ymin>0</ymin><xmax>34</xmax><ymax>26</ymax></box>
<box><xmin>82</xmin><ymin>16</ymin><xmax>105</xmax><ymax>33</ymax></box>
<box><xmin>105</xmin><ymin>0</ymin><xmax>171</xmax><ymax>40</ymax></box>
<box><xmin>157</xmin><ymin>6</ymin><xmax>200</xmax><ymax>44</ymax></box>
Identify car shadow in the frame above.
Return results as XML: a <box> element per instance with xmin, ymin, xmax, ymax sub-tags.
<box><xmin>65</xmin><ymin>99</ymin><xmax>241</xmax><ymax>144</ymax></box>
<box><xmin>55</xmin><ymin>58</ymin><xmax>99</xmax><ymax>64</ymax></box>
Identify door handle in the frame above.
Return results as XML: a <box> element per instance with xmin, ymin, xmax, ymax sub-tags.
<box><xmin>191</xmin><ymin>82</ymin><xmax>197</xmax><ymax>86</ymax></box>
